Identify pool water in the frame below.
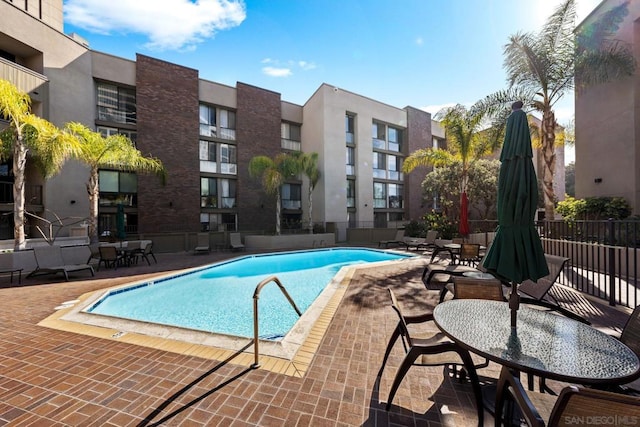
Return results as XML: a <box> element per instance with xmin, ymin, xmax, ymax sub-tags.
<box><xmin>87</xmin><ymin>248</ymin><xmax>409</xmax><ymax>339</ymax></box>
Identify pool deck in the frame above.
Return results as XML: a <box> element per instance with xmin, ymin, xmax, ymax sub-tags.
<box><xmin>0</xmin><ymin>246</ymin><xmax>636</xmax><ymax>426</ymax></box>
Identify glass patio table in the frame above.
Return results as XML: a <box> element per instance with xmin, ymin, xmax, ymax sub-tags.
<box><xmin>433</xmin><ymin>299</ymin><xmax>640</xmax><ymax>387</ymax></box>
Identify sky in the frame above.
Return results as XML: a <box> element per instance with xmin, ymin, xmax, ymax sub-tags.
<box><xmin>62</xmin><ymin>0</ymin><xmax>603</xmax><ymax>164</ymax></box>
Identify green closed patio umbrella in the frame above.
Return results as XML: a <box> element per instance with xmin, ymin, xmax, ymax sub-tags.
<box><xmin>116</xmin><ymin>203</ymin><xmax>126</xmax><ymax>241</ymax></box>
<box><xmin>482</xmin><ymin>102</ymin><xmax>548</xmax><ymax>328</ymax></box>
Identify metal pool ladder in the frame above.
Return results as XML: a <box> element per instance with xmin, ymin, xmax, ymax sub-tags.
<box><xmin>252</xmin><ymin>275</ymin><xmax>302</xmax><ymax>368</ymax></box>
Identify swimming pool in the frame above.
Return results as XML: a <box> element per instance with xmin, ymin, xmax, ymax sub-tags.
<box><xmin>71</xmin><ymin>247</ymin><xmax>411</xmax><ymax>355</ymax></box>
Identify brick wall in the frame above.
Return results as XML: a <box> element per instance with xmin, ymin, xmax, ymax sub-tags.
<box><xmin>405</xmin><ymin>106</ymin><xmax>432</xmax><ymax>221</ymax></box>
<box><xmin>135</xmin><ymin>54</ymin><xmax>200</xmax><ymax>233</ymax></box>
<box><xmin>236</xmin><ymin>83</ymin><xmax>282</xmax><ymax>232</ymax></box>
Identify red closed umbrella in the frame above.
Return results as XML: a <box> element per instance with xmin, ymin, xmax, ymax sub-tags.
<box><xmin>459</xmin><ymin>191</ymin><xmax>470</xmax><ymax>236</ymax></box>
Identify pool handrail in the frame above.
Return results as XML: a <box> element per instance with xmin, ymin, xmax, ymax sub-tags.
<box><xmin>252</xmin><ymin>275</ymin><xmax>302</xmax><ymax>368</ymax></box>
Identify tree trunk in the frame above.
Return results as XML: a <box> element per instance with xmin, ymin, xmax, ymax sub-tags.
<box><xmin>541</xmin><ymin>108</ymin><xmax>557</xmax><ymax>220</ymax></box>
<box><xmin>12</xmin><ymin>132</ymin><xmax>27</xmax><ymax>251</ymax></box>
<box><xmin>276</xmin><ymin>189</ymin><xmax>281</xmax><ymax>235</ymax></box>
<box><xmin>308</xmin><ymin>186</ymin><xmax>313</xmax><ymax>234</ymax></box>
<box><xmin>87</xmin><ymin>167</ymin><xmax>100</xmax><ymax>243</ymax></box>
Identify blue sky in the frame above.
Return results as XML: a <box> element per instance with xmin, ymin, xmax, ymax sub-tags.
<box><xmin>63</xmin><ymin>0</ymin><xmax>601</xmax><ymax>163</ymax></box>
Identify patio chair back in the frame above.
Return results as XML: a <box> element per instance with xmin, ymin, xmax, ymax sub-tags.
<box><xmin>495</xmin><ymin>366</ymin><xmax>640</xmax><ymax>427</ymax></box>
<box><xmin>620</xmin><ymin>305</ymin><xmax>640</xmax><ymax>357</ymax></box>
<box><xmin>452</xmin><ymin>276</ymin><xmax>505</xmax><ymax>301</ymax></box>
<box><xmin>517</xmin><ymin>254</ymin><xmax>569</xmax><ymax>301</ymax></box>
<box><xmin>458</xmin><ymin>243</ymin><xmax>481</xmax><ymax>266</ymax></box>
<box><xmin>33</xmin><ymin>245</ymin><xmax>65</xmax><ymax>267</ymax></box>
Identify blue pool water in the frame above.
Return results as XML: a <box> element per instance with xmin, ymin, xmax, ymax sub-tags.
<box><xmin>87</xmin><ymin>248</ymin><xmax>410</xmax><ymax>339</ymax></box>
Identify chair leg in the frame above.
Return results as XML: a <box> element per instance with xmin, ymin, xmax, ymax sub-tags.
<box><xmin>439</xmin><ymin>286</ymin><xmax>450</xmax><ymax>303</ymax></box>
<box><xmin>457</xmin><ymin>348</ymin><xmax>484</xmax><ymax>427</ymax></box>
<box><xmin>385</xmin><ymin>347</ymin><xmax>423</xmax><ymax>410</ymax></box>
<box><xmin>377</xmin><ymin>325</ymin><xmax>401</xmax><ymax>379</ymax></box>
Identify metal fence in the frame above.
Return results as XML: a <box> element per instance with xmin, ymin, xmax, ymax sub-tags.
<box><xmin>539</xmin><ymin>219</ymin><xmax>639</xmax><ymax>309</ymax></box>
<box><xmin>347</xmin><ymin>218</ymin><xmax>640</xmax><ymax>309</ymax></box>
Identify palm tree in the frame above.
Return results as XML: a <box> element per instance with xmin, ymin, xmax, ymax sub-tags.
<box><xmin>479</xmin><ymin>0</ymin><xmax>635</xmax><ymax>219</ymax></box>
<box><xmin>0</xmin><ymin>80</ymin><xmax>77</xmax><ymax>250</ymax></box>
<box><xmin>402</xmin><ymin>103</ymin><xmax>502</xmax><ymax>225</ymax></box>
<box><xmin>248</xmin><ymin>153</ymin><xmax>300</xmax><ymax>235</ymax></box>
<box><xmin>295</xmin><ymin>152</ymin><xmax>320</xmax><ymax>233</ymax></box>
<box><xmin>66</xmin><ymin>123</ymin><xmax>165</xmax><ymax>243</ymax></box>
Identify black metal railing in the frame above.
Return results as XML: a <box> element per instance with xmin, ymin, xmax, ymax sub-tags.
<box><xmin>340</xmin><ymin>218</ymin><xmax>639</xmax><ymax>309</ymax></box>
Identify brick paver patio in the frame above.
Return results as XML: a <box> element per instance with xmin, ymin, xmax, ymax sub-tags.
<box><xmin>0</xmin><ymin>247</ymin><xmax>635</xmax><ymax>426</ymax></box>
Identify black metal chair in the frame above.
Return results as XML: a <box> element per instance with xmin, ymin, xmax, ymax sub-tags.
<box><xmin>377</xmin><ymin>288</ymin><xmax>485</xmax><ymax>425</ymax></box>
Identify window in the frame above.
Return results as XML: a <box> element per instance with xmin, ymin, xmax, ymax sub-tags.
<box><xmin>282</xmin><ymin>183</ymin><xmax>301</xmax><ymax>209</ymax></box>
<box><xmin>220</xmin><ymin>179</ymin><xmax>236</xmax><ymax>208</ymax></box>
<box><xmin>372</xmin><ymin>122</ymin><xmax>385</xmax><ymax>149</ymax></box>
<box><xmin>346</xmin><ymin>147</ymin><xmax>355</xmax><ymax>175</ymax></box>
<box><xmin>97</xmin><ymin>126</ymin><xmax>137</xmax><ymax>146</ymax></box>
<box><xmin>200</xmin><ymin>213</ymin><xmax>237</xmax><ymax>232</ymax></box>
<box><xmin>346</xmin><ymin>114</ymin><xmax>355</xmax><ymax>144</ymax></box>
<box><xmin>219</xmin><ymin>109</ymin><xmax>236</xmax><ymax>140</ymax></box>
<box><xmin>281</xmin><ymin>122</ymin><xmax>301</xmax><ymax>151</ymax></box>
<box><xmin>387</xmin><ymin>155</ymin><xmax>402</xmax><ymax>180</ymax></box>
<box><xmin>201</xmin><ymin>177</ymin><xmax>217</xmax><ymax>208</ymax></box>
<box><xmin>220</xmin><ymin>144</ymin><xmax>237</xmax><ymax>174</ymax></box>
<box><xmin>388</xmin><ymin>127</ymin><xmax>402</xmax><ymax>152</ymax></box>
<box><xmin>388</xmin><ymin>183</ymin><xmax>404</xmax><ymax>209</ymax></box>
<box><xmin>199</xmin><ymin>104</ymin><xmax>216</xmax><ymax>137</ymax></box>
<box><xmin>98</xmin><ymin>170</ymin><xmax>137</xmax><ymax>207</ymax></box>
<box><xmin>346</xmin><ymin>180</ymin><xmax>356</xmax><ymax>208</ymax></box>
<box><xmin>373</xmin><ymin>182</ymin><xmax>386</xmax><ymax>208</ymax></box>
<box><xmin>199</xmin><ymin>140</ymin><xmax>216</xmax><ymax>162</ymax></box>
<box><xmin>97</xmin><ymin>83</ymin><xmax>136</xmax><ymax>124</ymax></box>
<box><xmin>373</xmin><ymin>152</ymin><xmax>386</xmax><ymax>179</ymax></box>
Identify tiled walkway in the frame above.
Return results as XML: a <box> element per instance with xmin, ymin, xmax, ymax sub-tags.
<box><xmin>0</xmin><ymin>248</ymin><xmax>635</xmax><ymax>426</ymax></box>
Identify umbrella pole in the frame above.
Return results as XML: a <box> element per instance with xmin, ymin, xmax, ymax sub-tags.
<box><xmin>508</xmin><ymin>282</ymin><xmax>520</xmax><ymax>328</ymax></box>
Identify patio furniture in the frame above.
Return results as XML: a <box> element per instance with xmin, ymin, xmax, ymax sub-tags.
<box><xmin>452</xmin><ymin>276</ymin><xmax>505</xmax><ymax>302</ymax></box>
<box><xmin>494</xmin><ymin>366</ymin><xmax>640</xmax><ymax>427</ymax></box>
<box><xmin>401</xmin><ymin>229</ymin><xmax>438</xmax><ymax>251</ymax></box>
<box><xmin>194</xmin><ymin>233</ymin><xmax>210</xmax><ymax>254</ymax></box>
<box><xmin>378</xmin><ymin>229</ymin><xmax>405</xmax><ymax>248</ymax></box>
<box><xmin>377</xmin><ymin>288</ymin><xmax>485</xmax><ymax>425</ymax></box>
<box><xmin>433</xmin><ymin>299</ymin><xmax>640</xmax><ymax>412</ymax></box>
<box><xmin>27</xmin><ymin>245</ymin><xmax>95</xmax><ymax>281</ymax></box>
<box><xmin>458</xmin><ymin>243</ymin><xmax>482</xmax><ymax>267</ymax></box>
<box><xmin>508</xmin><ymin>255</ymin><xmax>588</xmax><ymax>324</ymax></box>
<box><xmin>97</xmin><ymin>245</ymin><xmax>127</xmax><ymax>270</ymax></box>
<box><xmin>0</xmin><ymin>267</ymin><xmax>22</xmax><ymax>284</ymax></box>
<box><xmin>130</xmin><ymin>242</ymin><xmax>157</xmax><ymax>265</ymax></box>
<box><xmin>230</xmin><ymin>233</ymin><xmax>245</xmax><ymax>251</ymax></box>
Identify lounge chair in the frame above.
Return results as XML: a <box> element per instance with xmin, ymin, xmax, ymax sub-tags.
<box><xmin>230</xmin><ymin>233</ymin><xmax>245</xmax><ymax>251</ymax></box>
<box><xmin>512</xmin><ymin>255</ymin><xmax>588</xmax><ymax>324</ymax></box>
<box><xmin>401</xmin><ymin>229</ymin><xmax>438</xmax><ymax>251</ymax></box>
<box><xmin>494</xmin><ymin>366</ymin><xmax>640</xmax><ymax>427</ymax></box>
<box><xmin>376</xmin><ymin>288</ymin><xmax>485</xmax><ymax>424</ymax></box>
<box><xmin>378</xmin><ymin>229</ymin><xmax>405</xmax><ymax>248</ymax></box>
<box><xmin>27</xmin><ymin>245</ymin><xmax>95</xmax><ymax>281</ymax></box>
<box><xmin>194</xmin><ymin>233</ymin><xmax>210</xmax><ymax>254</ymax></box>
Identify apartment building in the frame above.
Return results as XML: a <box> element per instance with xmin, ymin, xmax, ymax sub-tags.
<box><xmin>575</xmin><ymin>0</ymin><xmax>640</xmax><ymax>215</ymax></box>
<box><xmin>0</xmin><ymin>0</ymin><xmax>435</xmax><ymax>239</ymax></box>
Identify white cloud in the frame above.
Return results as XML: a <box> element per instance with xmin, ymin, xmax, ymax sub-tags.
<box><xmin>262</xmin><ymin>66</ymin><xmax>292</xmax><ymax>77</ymax></box>
<box><xmin>261</xmin><ymin>58</ymin><xmax>316</xmax><ymax>77</ymax></box>
<box><xmin>298</xmin><ymin>61</ymin><xmax>316</xmax><ymax>70</ymax></box>
<box><xmin>64</xmin><ymin>0</ymin><xmax>246</xmax><ymax>51</ymax></box>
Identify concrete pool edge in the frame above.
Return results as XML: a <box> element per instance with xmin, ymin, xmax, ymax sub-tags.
<box><xmin>38</xmin><ymin>253</ymin><xmax>416</xmax><ymax>377</ymax></box>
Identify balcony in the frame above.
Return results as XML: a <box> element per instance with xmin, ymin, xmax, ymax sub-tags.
<box><xmin>0</xmin><ymin>57</ymin><xmax>49</xmax><ymax>105</ymax></box>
